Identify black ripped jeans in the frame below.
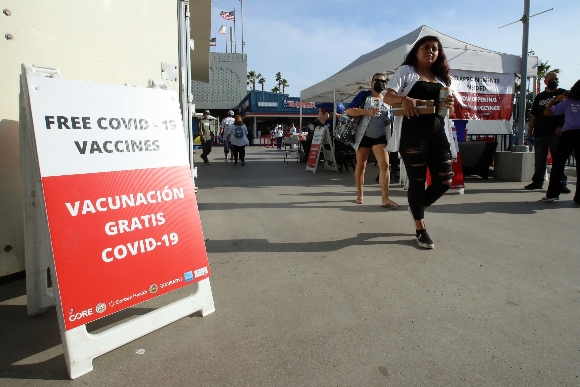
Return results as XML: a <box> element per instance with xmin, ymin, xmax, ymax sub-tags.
<box><xmin>400</xmin><ymin>119</ymin><xmax>453</xmax><ymax>221</ymax></box>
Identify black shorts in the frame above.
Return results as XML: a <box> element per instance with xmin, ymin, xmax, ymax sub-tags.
<box><xmin>358</xmin><ymin>135</ymin><xmax>387</xmax><ymax>148</ymax></box>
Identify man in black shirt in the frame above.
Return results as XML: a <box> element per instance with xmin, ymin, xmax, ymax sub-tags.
<box><xmin>524</xmin><ymin>72</ymin><xmax>569</xmax><ymax>192</ymax></box>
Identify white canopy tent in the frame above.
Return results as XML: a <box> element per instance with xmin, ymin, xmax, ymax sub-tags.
<box><xmin>300</xmin><ymin>25</ymin><xmax>538</xmax><ymax>134</ymax></box>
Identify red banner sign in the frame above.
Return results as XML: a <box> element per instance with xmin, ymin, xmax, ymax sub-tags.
<box><xmin>451</xmin><ymin>70</ymin><xmax>515</xmax><ymax>121</ymax></box>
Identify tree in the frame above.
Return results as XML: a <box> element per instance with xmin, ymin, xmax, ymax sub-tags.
<box><xmin>258</xmin><ymin>77</ymin><xmax>266</xmax><ymax>91</ymax></box>
<box><xmin>280</xmin><ymin>79</ymin><xmax>289</xmax><ymax>94</ymax></box>
<box><xmin>537</xmin><ymin>59</ymin><xmax>560</xmax><ymax>80</ymax></box>
<box><xmin>271</xmin><ymin>85</ymin><xmax>280</xmax><ymax>93</ymax></box>
<box><xmin>275</xmin><ymin>72</ymin><xmax>282</xmax><ymax>89</ymax></box>
<box><xmin>247</xmin><ymin>70</ymin><xmax>261</xmax><ymax>90</ymax></box>
<box><xmin>536</xmin><ymin>59</ymin><xmax>560</xmax><ymax>90</ymax></box>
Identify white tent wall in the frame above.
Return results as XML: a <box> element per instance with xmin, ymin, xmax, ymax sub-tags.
<box><xmin>300</xmin><ymin>26</ymin><xmax>537</xmax><ymax>135</ymax></box>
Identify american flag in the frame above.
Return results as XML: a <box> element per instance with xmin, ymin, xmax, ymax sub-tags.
<box><xmin>210</xmin><ymin>37</ymin><xmax>216</xmax><ymax>46</ymax></box>
<box><xmin>218</xmin><ymin>25</ymin><xmax>226</xmax><ymax>34</ymax></box>
<box><xmin>220</xmin><ymin>10</ymin><xmax>235</xmax><ymax>21</ymax></box>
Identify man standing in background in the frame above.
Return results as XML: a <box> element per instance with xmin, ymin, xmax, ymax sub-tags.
<box><xmin>199</xmin><ymin>110</ymin><xmax>213</xmax><ymax>165</ymax></box>
<box><xmin>524</xmin><ymin>72</ymin><xmax>570</xmax><ymax>193</ymax></box>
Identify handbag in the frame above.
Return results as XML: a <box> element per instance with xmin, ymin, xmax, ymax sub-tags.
<box><xmin>334</xmin><ymin>90</ymin><xmax>370</xmax><ymax>144</ymax></box>
<box><xmin>334</xmin><ymin>114</ymin><xmax>361</xmax><ymax>144</ymax></box>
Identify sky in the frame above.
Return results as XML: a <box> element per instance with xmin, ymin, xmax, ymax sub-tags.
<box><xmin>210</xmin><ymin>1</ymin><xmax>580</xmax><ymax>97</ymax></box>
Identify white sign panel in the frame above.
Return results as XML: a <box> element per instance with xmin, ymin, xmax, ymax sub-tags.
<box><xmin>28</xmin><ymin>77</ymin><xmax>188</xmax><ymax>177</ymax></box>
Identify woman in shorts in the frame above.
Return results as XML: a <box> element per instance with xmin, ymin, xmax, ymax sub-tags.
<box><xmin>346</xmin><ymin>72</ymin><xmax>399</xmax><ymax>209</ymax></box>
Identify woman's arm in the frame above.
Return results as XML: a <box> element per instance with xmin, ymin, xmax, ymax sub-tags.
<box><xmin>344</xmin><ymin>106</ymin><xmax>373</xmax><ymax>117</ymax></box>
<box><xmin>344</xmin><ymin>91</ymin><xmax>374</xmax><ymax>117</ymax></box>
<box><xmin>545</xmin><ymin>93</ymin><xmax>568</xmax><ymax>116</ymax></box>
<box><xmin>384</xmin><ymin>88</ymin><xmax>419</xmax><ymax>118</ymax></box>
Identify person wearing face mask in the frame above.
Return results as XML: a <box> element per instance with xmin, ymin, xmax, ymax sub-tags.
<box><xmin>524</xmin><ymin>72</ymin><xmax>569</xmax><ymax>193</ymax></box>
<box><xmin>345</xmin><ymin>72</ymin><xmax>399</xmax><ymax>208</ymax></box>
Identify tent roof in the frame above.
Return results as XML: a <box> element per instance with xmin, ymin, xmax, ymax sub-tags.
<box><xmin>301</xmin><ymin>25</ymin><xmax>538</xmax><ymax>102</ymax></box>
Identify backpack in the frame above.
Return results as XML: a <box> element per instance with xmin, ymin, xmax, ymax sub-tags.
<box><xmin>234</xmin><ymin>125</ymin><xmax>244</xmax><ymax>139</ymax></box>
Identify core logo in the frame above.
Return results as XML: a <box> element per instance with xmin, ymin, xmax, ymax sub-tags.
<box><xmin>184</xmin><ymin>271</ymin><xmax>193</xmax><ymax>282</ymax></box>
<box><xmin>96</xmin><ymin>303</ymin><xmax>107</xmax><ymax>314</ymax></box>
<box><xmin>149</xmin><ymin>284</ymin><xmax>158</xmax><ymax>294</ymax></box>
<box><xmin>69</xmin><ymin>308</ymin><xmax>93</xmax><ymax>322</ymax></box>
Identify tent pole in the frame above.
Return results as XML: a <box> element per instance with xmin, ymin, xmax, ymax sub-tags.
<box><xmin>299</xmin><ymin>98</ymin><xmax>302</xmax><ymax>135</ymax></box>
<box><xmin>332</xmin><ymin>90</ymin><xmax>337</xmax><ymax>131</ymax></box>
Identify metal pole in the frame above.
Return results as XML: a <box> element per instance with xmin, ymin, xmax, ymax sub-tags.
<box><xmin>241</xmin><ymin>1</ymin><xmax>245</xmax><ymax>55</ymax></box>
<box><xmin>233</xmin><ymin>8</ymin><xmax>237</xmax><ymax>53</ymax></box>
<box><xmin>178</xmin><ymin>0</ymin><xmax>196</xmax><ymax>175</ymax></box>
<box><xmin>516</xmin><ymin>0</ymin><xmax>530</xmax><ymax>147</ymax></box>
<box><xmin>299</xmin><ymin>98</ymin><xmax>303</xmax><ymax>135</ymax></box>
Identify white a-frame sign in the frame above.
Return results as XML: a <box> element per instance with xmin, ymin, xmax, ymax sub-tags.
<box><xmin>305</xmin><ymin>126</ymin><xmax>338</xmax><ymax>173</ymax></box>
<box><xmin>20</xmin><ymin>64</ymin><xmax>215</xmax><ymax>379</ymax></box>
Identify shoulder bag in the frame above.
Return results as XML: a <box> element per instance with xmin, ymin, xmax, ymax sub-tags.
<box><xmin>334</xmin><ymin>91</ymin><xmax>369</xmax><ymax>144</ymax></box>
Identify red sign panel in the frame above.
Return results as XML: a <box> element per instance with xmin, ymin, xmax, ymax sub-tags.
<box><xmin>306</xmin><ymin>127</ymin><xmax>324</xmax><ymax>169</ymax></box>
<box><xmin>42</xmin><ymin>166</ymin><xmax>209</xmax><ymax>330</ymax></box>
<box><xmin>453</xmin><ymin>93</ymin><xmax>513</xmax><ymax>121</ymax></box>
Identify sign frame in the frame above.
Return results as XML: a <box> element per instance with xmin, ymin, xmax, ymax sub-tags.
<box><xmin>20</xmin><ymin>64</ymin><xmax>215</xmax><ymax>379</ymax></box>
<box><xmin>305</xmin><ymin>126</ymin><xmax>338</xmax><ymax>173</ymax></box>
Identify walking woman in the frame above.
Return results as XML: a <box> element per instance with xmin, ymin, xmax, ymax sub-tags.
<box><xmin>542</xmin><ymin>79</ymin><xmax>580</xmax><ymax>204</ymax></box>
<box><xmin>345</xmin><ymin>73</ymin><xmax>399</xmax><ymax>208</ymax></box>
<box><xmin>384</xmin><ymin>36</ymin><xmax>457</xmax><ymax>249</ymax></box>
<box><xmin>228</xmin><ymin>115</ymin><xmax>250</xmax><ymax>166</ymax></box>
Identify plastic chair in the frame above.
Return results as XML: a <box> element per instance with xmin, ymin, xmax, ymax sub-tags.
<box><xmin>283</xmin><ymin>136</ymin><xmax>300</xmax><ymax>163</ymax></box>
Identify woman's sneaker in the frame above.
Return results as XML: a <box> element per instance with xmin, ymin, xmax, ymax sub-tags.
<box><xmin>416</xmin><ymin>229</ymin><xmax>434</xmax><ymax>249</ymax></box>
<box><xmin>524</xmin><ymin>182</ymin><xmax>543</xmax><ymax>190</ymax></box>
<box><xmin>541</xmin><ymin>196</ymin><xmax>559</xmax><ymax>202</ymax></box>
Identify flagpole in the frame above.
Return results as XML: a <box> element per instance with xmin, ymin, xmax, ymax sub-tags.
<box><xmin>233</xmin><ymin>8</ymin><xmax>237</xmax><ymax>53</ymax></box>
<box><xmin>241</xmin><ymin>0</ymin><xmax>245</xmax><ymax>55</ymax></box>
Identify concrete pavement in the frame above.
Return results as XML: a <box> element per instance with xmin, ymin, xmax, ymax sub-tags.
<box><xmin>1</xmin><ymin>145</ymin><xmax>579</xmax><ymax>386</ymax></box>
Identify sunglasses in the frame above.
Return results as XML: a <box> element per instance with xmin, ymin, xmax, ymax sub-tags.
<box><xmin>373</xmin><ymin>79</ymin><xmax>387</xmax><ymax>84</ymax></box>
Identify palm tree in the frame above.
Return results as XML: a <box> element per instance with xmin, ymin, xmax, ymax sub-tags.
<box><xmin>258</xmin><ymin>77</ymin><xmax>266</xmax><ymax>91</ymax></box>
<box><xmin>280</xmin><ymin>79</ymin><xmax>289</xmax><ymax>94</ymax></box>
<box><xmin>271</xmin><ymin>85</ymin><xmax>280</xmax><ymax>93</ymax></box>
<box><xmin>536</xmin><ymin>59</ymin><xmax>560</xmax><ymax>90</ymax></box>
<box><xmin>514</xmin><ymin>58</ymin><xmax>562</xmax><ymax>122</ymax></box>
<box><xmin>537</xmin><ymin>59</ymin><xmax>560</xmax><ymax>80</ymax></box>
<box><xmin>247</xmin><ymin>70</ymin><xmax>260</xmax><ymax>90</ymax></box>
<box><xmin>275</xmin><ymin>72</ymin><xmax>282</xmax><ymax>89</ymax></box>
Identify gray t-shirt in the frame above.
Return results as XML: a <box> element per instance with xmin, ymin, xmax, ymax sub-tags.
<box><xmin>364</xmin><ymin>101</ymin><xmax>390</xmax><ymax>139</ymax></box>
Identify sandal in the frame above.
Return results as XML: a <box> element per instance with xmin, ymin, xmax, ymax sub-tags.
<box><xmin>381</xmin><ymin>200</ymin><xmax>400</xmax><ymax>209</ymax></box>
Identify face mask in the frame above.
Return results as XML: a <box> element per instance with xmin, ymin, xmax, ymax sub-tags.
<box><xmin>373</xmin><ymin>82</ymin><xmax>386</xmax><ymax>93</ymax></box>
<box><xmin>547</xmin><ymin>80</ymin><xmax>558</xmax><ymax>90</ymax></box>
